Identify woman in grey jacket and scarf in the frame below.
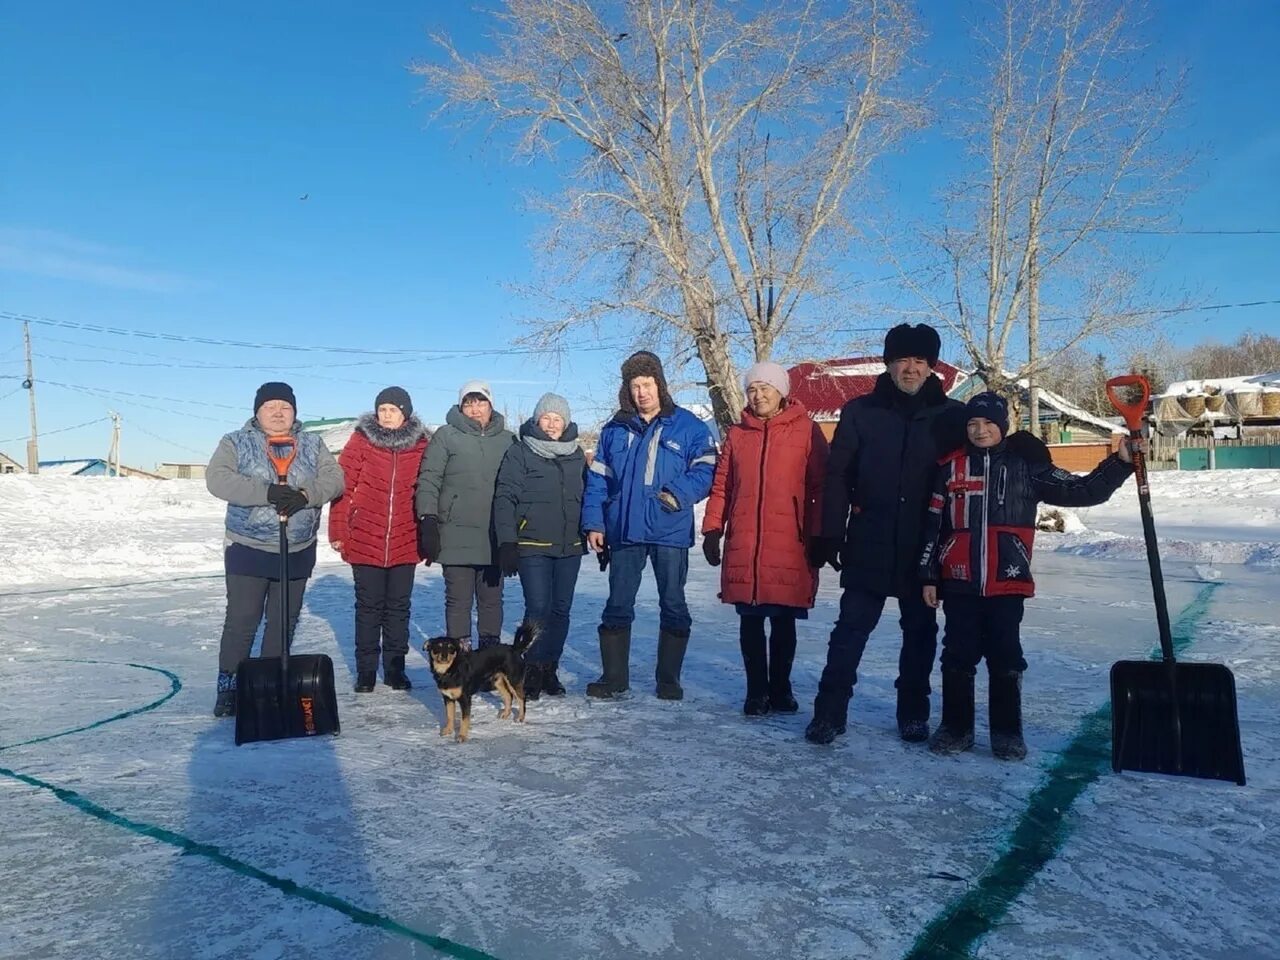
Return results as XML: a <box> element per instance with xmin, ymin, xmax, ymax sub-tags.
<box><xmin>205</xmin><ymin>382</ymin><xmax>345</xmax><ymax>717</ymax></box>
<box><xmin>415</xmin><ymin>380</ymin><xmax>515</xmax><ymax>647</ymax></box>
<box><xmin>493</xmin><ymin>393</ymin><xmax>586</xmax><ymax>698</ymax></box>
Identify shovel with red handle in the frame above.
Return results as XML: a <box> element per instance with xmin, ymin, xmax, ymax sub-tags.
<box><xmin>1106</xmin><ymin>374</ymin><xmax>1244</xmax><ymax>785</ymax></box>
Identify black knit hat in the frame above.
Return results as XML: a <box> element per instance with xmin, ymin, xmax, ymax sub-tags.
<box><xmin>619</xmin><ymin>350</ymin><xmax>674</xmax><ymax>414</ymax></box>
<box><xmin>375</xmin><ymin>386</ymin><xmax>412</xmax><ymax>419</ymax></box>
<box><xmin>883</xmin><ymin>323</ymin><xmax>941</xmax><ymax>367</ymax></box>
<box><xmin>253</xmin><ymin>381</ymin><xmax>296</xmax><ymax>413</ymax></box>
<box><xmin>965</xmin><ymin>391</ymin><xmax>1009</xmax><ymax>438</ymax></box>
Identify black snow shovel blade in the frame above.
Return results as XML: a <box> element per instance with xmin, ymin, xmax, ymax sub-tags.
<box><xmin>234</xmin><ymin>435</ymin><xmax>341</xmax><ymax>747</ymax></box>
<box><xmin>1106</xmin><ymin>376</ymin><xmax>1244</xmax><ymax>786</ymax></box>
<box><xmin>1111</xmin><ymin>661</ymin><xmax>1244</xmax><ymax>785</ymax></box>
<box><xmin>235</xmin><ymin>653</ymin><xmax>340</xmax><ymax>745</ymax></box>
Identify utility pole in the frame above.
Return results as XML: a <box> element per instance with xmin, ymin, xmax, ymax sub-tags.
<box><xmin>23</xmin><ymin>321</ymin><xmax>39</xmax><ymax>474</ymax></box>
<box><xmin>108</xmin><ymin>412</ymin><xmax>122</xmax><ymax>476</ymax></box>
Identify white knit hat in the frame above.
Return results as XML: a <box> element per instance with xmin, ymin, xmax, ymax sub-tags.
<box><xmin>742</xmin><ymin>361</ymin><xmax>791</xmax><ymax>398</ymax></box>
<box><xmin>458</xmin><ymin>379</ymin><xmax>494</xmax><ymax>405</ymax></box>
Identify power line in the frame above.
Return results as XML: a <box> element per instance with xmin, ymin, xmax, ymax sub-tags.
<box><xmin>0</xmin><ymin>416</ymin><xmax>108</xmax><ymax>445</ymax></box>
<box><xmin>126</xmin><ymin>420</ymin><xmax>212</xmax><ymax>458</ymax></box>
<box><xmin>1</xmin><ymin>310</ymin><xmax>629</xmax><ymax>358</ymax></box>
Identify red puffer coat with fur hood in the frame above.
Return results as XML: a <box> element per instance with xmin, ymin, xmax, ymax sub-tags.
<box><xmin>702</xmin><ymin>400</ymin><xmax>829</xmax><ymax>608</ymax></box>
<box><xmin>328</xmin><ymin>414</ymin><xmax>430</xmax><ymax>567</ymax></box>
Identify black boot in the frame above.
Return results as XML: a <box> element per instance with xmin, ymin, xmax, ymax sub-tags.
<box><xmin>897</xmin><ymin>690</ymin><xmax>931</xmax><ymax>743</ymax></box>
<box><xmin>475</xmin><ymin>635</ymin><xmax>500</xmax><ymax>690</ymax></box>
<box><xmin>768</xmin><ymin>617</ymin><xmax>799</xmax><ymax>713</ymax></box>
<box><xmin>542</xmin><ymin>661</ymin><xmax>566</xmax><ymax>697</ymax></box>
<box><xmin>655</xmin><ymin>628</ymin><xmax>690</xmax><ymax>700</ymax></box>
<box><xmin>383</xmin><ymin>655</ymin><xmax>412</xmax><ymax>691</ymax></box>
<box><xmin>213</xmin><ymin>671</ymin><xmax>236</xmax><ymax>718</ymax></box>
<box><xmin>740</xmin><ymin>617</ymin><xmax>770</xmax><ymax>716</ymax></box>
<box><xmin>928</xmin><ymin>670</ymin><xmax>975</xmax><ymax>755</ymax></box>
<box><xmin>524</xmin><ymin>662</ymin><xmax>544</xmax><ymax>701</ymax></box>
<box><xmin>990</xmin><ymin>670</ymin><xmax>1027</xmax><ymax>761</ymax></box>
<box><xmin>804</xmin><ymin>715</ymin><xmax>847</xmax><ymax>745</ymax></box>
<box><xmin>586</xmin><ymin>626</ymin><xmax>631</xmax><ymax>699</ymax></box>
<box><xmin>354</xmin><ymin>670</ymin><xmax>376</xmax><ymax>693</ymax></box>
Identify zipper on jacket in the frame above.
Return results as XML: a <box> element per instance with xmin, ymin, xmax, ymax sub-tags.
<box><xmin>557</xmin><ymin>457</ymin><xmax>568</xmax><ymax>557</ymax></box>
<box><xmin>980</xmin><ymin>449</ymin><xmax>990</xmax><ymax>595</ymax></box>
<box><xmin>750</xmin><ymin>420</ymin><xmax>771</xmax><ymax>605</ymax></box>
<box><xmin>385</xmin><ymin>449</ymin><xmax>397</xmax><ymax>566</ymax></box>
<box><xmin>997</xmin><ymin>463</ymin><xmax>1007</xmax><ymax>507</ymax></box>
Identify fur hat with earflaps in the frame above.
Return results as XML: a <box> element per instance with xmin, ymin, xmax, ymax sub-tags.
<box><xmin>618</xmin><ymin>350</ymin><xmax>675</xmax><ymax>415</ymax></box>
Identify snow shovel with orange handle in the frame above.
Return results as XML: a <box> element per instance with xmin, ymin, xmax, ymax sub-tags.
<box><xmin>1106</xmin><ymin>374</ymin><xmax>1244</xmax><ymax>785</ymax></box>
<box><xmin>235</xmin><ymin>435</ymin><xmax>341</xmax><ymax>746</ymax></box>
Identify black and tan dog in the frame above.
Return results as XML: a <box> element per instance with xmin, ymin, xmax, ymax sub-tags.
<box><xmin>424</xmin><ymin>623</ymin><xmax>538</xmax><ymax>742</ymax></box>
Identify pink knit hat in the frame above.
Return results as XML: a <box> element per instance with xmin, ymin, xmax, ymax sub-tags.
<box><xmin>742</xmin><ymin>361</ymin><xmax>791</xmax><ymax>398</ymax></box>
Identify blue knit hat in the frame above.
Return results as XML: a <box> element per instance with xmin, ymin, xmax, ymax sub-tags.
<box><xmin>965</xmin><ymin>391</ymin><xmax>1009</xmax><ymax>438</ymax></box>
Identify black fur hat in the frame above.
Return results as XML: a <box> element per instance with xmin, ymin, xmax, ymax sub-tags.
<box><xmin>618</xmin><ymin>350</ymin><xmax>675</xmax><ymax>414</ymax></box>
<box><xmin>883</xmin><ymin>323</ymin><xmax>941</xmax><ymax>368</ymax></box>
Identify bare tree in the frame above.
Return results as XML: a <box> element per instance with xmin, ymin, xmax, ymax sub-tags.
<box><xmin>906</xmin><ymin>0</ymin><xmax>1188</xmax><ymax>419</ymax></box>
<box><xmin>413</xmin><ymin>0</ymin><xmax>920</xmax><ymax>426</ymax></box>
<box><xmin>1183</xmin><ymin>330</ymin><xmax>1280</xmax><ymax>380</ymax></box>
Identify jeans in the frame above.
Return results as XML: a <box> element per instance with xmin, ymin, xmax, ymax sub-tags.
<box><xmin>939</xmin><ymin>594</ymin><xmax>1028</xmax><ymax>675</ymax></box>
<box><xmin>351</xmin><ymin>563</ymin><xmax>416</xmax><ymax>673</ymax></box>
<box><xmin>217</xmin><ymin>574</ymin><xmax>308</xmax><ymax>673</ymax></box>
<box><xmin>442</xmin><ymin>564</ymin><xmax>504</xmax><ymax>642</ymax></box>
<box><xmin>812</xmin><ymin>585</ymin><xmax>938</xmax><ymax>724</ymax></box>
<box><xmin>517</xmin><ymin>553</ymin><xmax>583</xmax><ymax>663</ymax></box>
<box><xmin>600</xmin><ymin>544</ymin><xmax>691</xmax><ymax>634</ymax></box>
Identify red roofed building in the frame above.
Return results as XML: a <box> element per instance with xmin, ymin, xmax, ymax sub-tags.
<box><xmin>788</xmin><ymin>357</ymin><xmax>967</xmax><ymax>440</ymax></box>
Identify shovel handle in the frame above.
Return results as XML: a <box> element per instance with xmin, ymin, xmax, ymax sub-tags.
<box><xmin>266</xmin><ymin>435</ymin><xmax>298</xmax><ymax>483</ymax></box>
<box><xmin>1106</xmin><ymin>375</ymin><xmax>1151</xmax><ymax>433</ymax></box>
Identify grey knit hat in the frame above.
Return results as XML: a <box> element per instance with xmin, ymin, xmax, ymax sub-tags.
<box><xmin>533</xmin><ymin>392</ymin><xmax>571</xmax><ymax>424</ymax></box>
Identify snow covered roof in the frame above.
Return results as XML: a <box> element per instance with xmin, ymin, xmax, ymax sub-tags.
<box><xmin>1018</xmin><ymin>380</ymin><xmax>1126</xmax><ymax>435</ymax></box>
<box><xmin>37</xmin><ymin>459</ymin><xmax>100</xmax><ymax>476</ymax></box>
<box><xmin>1159</xmin><ymin>371</ymin><xmax>1280</xmax><ymax>397</ymax></box>
<box><xmin>787</xmin><ymin>357</ymin><xmax>967</xmax><ymax>421</ymax></box>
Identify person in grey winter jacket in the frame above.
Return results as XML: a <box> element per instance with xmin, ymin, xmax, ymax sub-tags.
<box><xmin>493</xmin><ymin>393</ymin><xmax>586</xmax><ymax>699</ymax></box>
<box><xmin>415</xmin><ymin>380</ymin><xmax>516</xmax><ymax>646</ymax></box>
<box><xmin>206</xmin><ymin>381</ymin><xmax>345</xmax><ymax>718</ymax></box>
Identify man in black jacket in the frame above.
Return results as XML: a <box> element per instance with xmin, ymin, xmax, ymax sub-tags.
<box><xmin>805</xmin><ymin>323</ymin><xmax>964</xmax><ymax>745</ymax></box>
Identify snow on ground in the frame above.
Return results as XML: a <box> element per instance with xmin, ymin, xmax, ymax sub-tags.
<box><xmin>1050</xmin><ymin>468</ymin><xmax>1280</xmax><ymax>568</ymax></box>
<box><xmin>0</xmin><ymin>471</ymin><xmax>1277</xmax><ymax>959</ymax></box>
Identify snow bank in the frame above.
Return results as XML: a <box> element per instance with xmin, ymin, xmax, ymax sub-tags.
<box><xmin>0</xmin><ymin>476</ymin><xmax>342</xmax><ymax>590</ymax></box>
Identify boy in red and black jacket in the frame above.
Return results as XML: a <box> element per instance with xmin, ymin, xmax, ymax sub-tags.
<box><xmin>918</xmin><ymin>392</ymin><xmax>1136</xmax><ymax>760</ymax></box>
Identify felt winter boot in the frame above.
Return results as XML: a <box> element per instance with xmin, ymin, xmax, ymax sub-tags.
<box><xmin>383</xmin><ymin>655</ymin><xmax>412</xmax><ymax>691</ymax></box>
<box><xmin>655</xmin><ymin>628</ymin><xmax>690</xmax><ymax>701</ymax></box>
<box><xmin>768</xmin><ymin>619</ymin><xmax>799</xmax><ymax>713</ymax></box>
<box><xmin>989</xmin><ymin>669</ymin><xmax>1027</xmax><ymax>761</ymax></box>
<box><xmin>213</xmin><ymin>671</ymin><xmax>237</xmax><ymax>718</ymax></box>
<box><xmin>524</xmin><ymin>661</ymin><xmax>544</xmax><ymax>702</ymax></box>
<box><xmin>804</xmin><ymin>715</ymin><xmax>847</xmax><ymax>745</ymax></box>
<box><xmin>928</xmin><ymin>670</ymin><xmax>976</xmax><ymax>755</ymax></box>
<box><xmin>354</xmin><ymin>671</ymin><xmax>376</xmax><ymax>693</ymax></box>
<box><xmin>586</xmin><ymin>626</ymin><xmax>631</xmax><ymax>698</ymax></box>
<box><xmin>542</xmin><ymin>661</ymin><xmax>566</xmax><ymax>697</ymax></box>
<box><xmin>740</xmin><ymin>618</ymin><xmax>770</xmax><ymax>716</ymax></box>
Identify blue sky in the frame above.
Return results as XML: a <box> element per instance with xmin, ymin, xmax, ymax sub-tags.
<box><xmin>2</xmin><ymin>1</ymin><xmax>1277</xmax><ymax>468</ymax></box>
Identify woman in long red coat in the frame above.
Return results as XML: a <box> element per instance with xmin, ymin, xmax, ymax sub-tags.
<box><xmin>702</xmin><ymin>362</ymin><xmax>829</xmax><ymax>716</ymax></box>
<box><xmin>328</xmin><ymin>387</ymin><xmax>430</xmax><ymax>693</ymax></box>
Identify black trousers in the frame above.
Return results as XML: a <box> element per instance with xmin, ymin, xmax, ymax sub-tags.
<box><xmin>217</xmin><ymin>574</ymin><xmax>307</xmax><ymax>673</ymax></box>
<box><xmin>812</xmin><ymin>586</ymin><xmax>938</xmax><ymax>724</ymax></box>
<box><xmin>939</xmin><ymin>594</ymin><xmax>1028</xmax><ymax>675</ymax></box>
<box><xmin>352</xmin><ymin>563</ymin><xmax>417</xmax><ymax>674</ymax></box>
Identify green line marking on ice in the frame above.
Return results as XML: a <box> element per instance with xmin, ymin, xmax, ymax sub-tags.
<box><xmin>0</xmin><ymin>660</ymin><xmax>501</xmax><ymax>960</ymax></box>
<box><xmin>903</xmin><ymin>582</ymin><xmax>1220</xmax><ymax>960</ymax></box>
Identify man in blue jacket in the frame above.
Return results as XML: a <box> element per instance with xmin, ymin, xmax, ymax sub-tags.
<box><xmin>582</xmin><ymin>351</ymin><xmax>718</xmax><ymax>700</ymax></box>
